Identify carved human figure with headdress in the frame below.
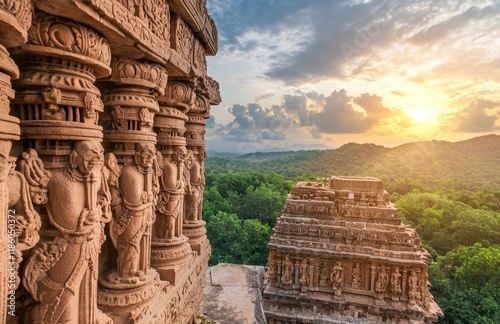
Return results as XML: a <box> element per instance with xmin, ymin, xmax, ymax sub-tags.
<box><xmin>281</xmin><ymin>254</ymin><xmax>293</xmax><ymax>285</ymax></box>
<box><xmin>351</xmin><ymin>262</ymin><xmax>362</xmax><ymax>289</ymax></box>
<box><xmin>331</xmin><ymin>261</ymin><xmax>344</xmax><ymax>296</ymax></box>
<box><xmin>391</xmin><ymin>266</ymin><xmax>402</xmax><ymax>300</ymax></box>
<box><xmin>184</xmin><ymin>147</ymin><xmax>205</xmax><ymax>223</ymax></box>
<box><xmin>107</xmin><ymin>143</ymin><xmax>158</xmax><ymax>283</ymax></box>
<box><xmin>156</xmin><ymin>145</ymin><xmax>187</xmax><ymax>241</ymax></box>
<box><xmin>23</xmin><ymin>140</ymin><xmax>112</xmax><ymax>323</ymax></box>
<box><xmin>376</xmin><ymin>265</ymin><xmax>389</xmax><ymax>296</ymax></box>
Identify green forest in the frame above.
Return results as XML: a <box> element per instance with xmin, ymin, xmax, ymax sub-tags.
<box><xmin>202</xmin><ymin>134</ymin><xmax>500</xmax><ymax>323</ymax></box>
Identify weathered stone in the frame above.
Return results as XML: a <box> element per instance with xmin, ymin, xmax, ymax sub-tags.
<box><xmin>0</xmin><ymin>1</ymin><xmax>219</xmax><ymax>323</ymax></box>
<box><xmin>263</xmin><ymin>177</ymin><xmax>443</xmax><ymax>323</ymax></box>
<box><xmin>199</xmin><ymin>263</ymin><xmax>267</xmax><ymax>324</ymax></box>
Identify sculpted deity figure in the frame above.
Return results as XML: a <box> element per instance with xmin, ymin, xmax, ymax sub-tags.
<box><xmin>331</xmin><ymin>261</ymin><xmax>344</xmax><ymax>296</ymax></box>
<box><xmin>6</xmin><ymin>149</ymin><xmax>50</xmax><ymax>290</ymax></box>
<box><xmin>157</xmin><ymin>146</ymin><xmax>187</xmax><ymax>241</ymax></box>
<box><xmin>281</xmin><ymin>254</ymin><xmax>293</xmax><ymax>285</ymax></box>
<box><xmin>299</xmin><ymin>258</ymin><xmax>309</xmax><ymax>286</ymax></box>
<box><xmin>408</xmin><ymin>270</ymin><xmax>420</xmax><ymax>305</ymax></box>
<box><xmin>107</xmin><ymin>143</ymin><xmax>158</xmax><ymax>283</ymax></box>
<box><xmin>351</xmin><ymin>262</ymin><xmax>362</xmax><ymax>289</ymax></box>
<box><xmin>390</xmin><ymin>266</ymin><xmax>402</xmax><ymax>300</ymax></box>
<box><xmin>375</xmin><ymin>265</ymin><xmax>389</xmax><ymax>295</ymax></box>
<box><xmin>184</xmin><ymin>147</ymin><xmax>205</xmax><ymax>223</ymax></box>
<box><xmin>23</xmin><ymin>140</ymin><xmax>112</xmax><ymax>324</ymax></box>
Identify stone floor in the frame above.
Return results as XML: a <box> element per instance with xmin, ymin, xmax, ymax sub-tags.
<box><xmin>198</xmin><ymin>264</ymin><xmax>266</xmax><ymax>324</ymax></box>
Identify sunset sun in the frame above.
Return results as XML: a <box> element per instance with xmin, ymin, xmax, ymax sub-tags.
<box><xmin>407</xmin><ymin>108</ymin><xmax>437</xmax><ymax>124</ymax></box>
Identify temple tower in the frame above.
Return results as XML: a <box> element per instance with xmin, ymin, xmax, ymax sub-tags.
<box><xmin>263</xmin><ymin>176</ymin><xmax>443</xmax><ymax>323</ymax></box>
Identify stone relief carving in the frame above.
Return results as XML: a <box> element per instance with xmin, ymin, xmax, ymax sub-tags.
<box><xmin>390</xmin><ymin>266</ymin><xmax>402</xmax><ymax>300</ymax></box>
<box><xmin>281</xmin><ymin>254</ymin><xmax>293</xmax><ymax>285</ymax></box>
<box><xmin>408</xmin><ymin>269</ymin><xmax>421</xmax><ymax>306</ymax></box>
<box><xmin>27</xmin><ymin>11</ymin><xmax>112</xmax><ymax>66</ymax></box>
<box><xmin>116</xmin><ymin>0</ymin><xmax>170</xmax><ymax>43</ymax></box>
<box><xmin>105</xmin><ymin>143</ymin><xmax>159</xmax><ymax>284</ymax></box>
<box><xmin>0</xmin><ymin>0</ymin><xmax>33</xmax><ymax>30</ymax></box>
<box><xmin>375</xmin><ymin>265</ymin><xmax>389</xmax><ymax>297</ymax></box>
<box><xmin>299</xmin><ymin>257</ymin><xmax>309</xmax><ymax>290</ymax></box>
<box><xmin>23</xmin><ymin>140</ymin><xmax>112</xmax><ymax>323</ymax></box>
<box><xmin>184</xmin><ymin>147</ymin><xmax>204</xmax><ymax>223</ymax></box>
<box><xmin>351</xmin><ymin>262</ymin><xmax>361</xmax><ymax>289</ymax></box>
<box><xmin>156</xmin><ymin>146</ymin><xmax>187</xmax><ymax>242</ymax></box>
<box><xmin>331</xmin><ymin>261</ymin><xmax>343</xmax><ymax>296</ymax></box>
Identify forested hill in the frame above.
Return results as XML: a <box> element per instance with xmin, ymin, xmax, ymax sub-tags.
<box><xmin>205</xmin><ymin>134</ymin><xmax>500</xmax><ymax>192</ymax></box>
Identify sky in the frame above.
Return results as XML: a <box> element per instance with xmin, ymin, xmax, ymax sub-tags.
<box><xmin>205</xmin><ymin>0</ymin><xmax>500</xmax><ymax>153</ymax></box>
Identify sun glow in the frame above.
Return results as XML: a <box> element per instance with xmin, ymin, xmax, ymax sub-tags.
<box><xmin>407</xmin><ymin>108</ymin><xmax>437</xmax><ymax>124</ymax></box>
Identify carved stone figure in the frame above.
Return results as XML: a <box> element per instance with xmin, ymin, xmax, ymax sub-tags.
<box><xmin>184</xmin><ymin>147</ymin><xmax>205</xmax><ymax>223</ymax></box>
<box><xmin>408</xmin><ymin>270</ymin><xmax>420</xmax><ymax>305</ymax></box>
<box><xmin>391</xmin><ymin>266</ymin><xmax>402</xmax><ymax>300</ymax></box>
<box><xmin>23</xmin><ymin>140</ymin><xmax>112</xmax><ymax>323</ymax></box>
<box><xmin>351</xmin><ymin>262</ymin><xmax>362</xmax><ymax>289</ymax></box>
<box><xmin>331</xmin><ymin>261</ymin><xmax>344</xmax><ymax>296</ymax></box>
<box><xmin>157</xmin><ymin>146</ymin><xmax>187</xmax><ymax>241</ymax></box>
<box><xmin>375</xmin><ymin>265</ymin><xmax>389</xmax><ymax>296</ymax></box>
<box><xmin>107</xmin><ymin>143</ymin><xmax>158</xmax><ymax>283</ymax></box>
<box><xmin>299</xmin><ymin>258</ymin><xmax>309</xmax><ymax>286</ymax></box>
<box><xmin>281</xmin><ymin>254</ymin><xmax>293</xmax><ymax>285</ymax></box>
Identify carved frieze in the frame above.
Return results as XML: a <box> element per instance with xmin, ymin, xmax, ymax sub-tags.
<box><xmin>171</xmin><ymin>15</ymin><xmax>194</xmax><ymax>64</ymax></box>
<box><xmin>192</xmin><ymin>38</ymin><xmax>207</xmax><ymax>77</ymax></box>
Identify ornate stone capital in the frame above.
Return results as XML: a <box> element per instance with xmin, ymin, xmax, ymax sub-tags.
<box><xmin>18</xmin><ymin>11</ymin><xmax>112</xmax><ymax>78</ymax></box>
<box><xmin>107</xmin><ymin>56</ymin><xmax>168</xmax><ymax>96</ymax></box>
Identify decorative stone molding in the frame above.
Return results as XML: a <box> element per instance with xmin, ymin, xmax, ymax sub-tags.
<box><xmin>0</xmin><ymin>0</ymin><xmax>33</xmax><ymax>47</ymax></box>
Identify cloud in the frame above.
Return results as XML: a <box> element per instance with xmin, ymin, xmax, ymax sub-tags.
<box><xmin>209</xmin><ymin>0</ymin><xmax>500</xmax><ymax>86</ymax></box>
<box><xmin>453</xmin><ymin>99</ymin><xmax>500</xmax><ymax>132</ymax></box>
<box><xmin>212</xmin><ymin>89</ymin><xmax>411</xmax><ymax>142</ymax></box>
<box><xmin>254</xmin><ymin>91</ymin><xmax>275</xmax><ymax>102</ymax></box>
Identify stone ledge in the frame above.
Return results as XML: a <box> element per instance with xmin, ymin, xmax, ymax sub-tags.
<box><xmin>198</xmin><ymin>263</ymin><xmax>266</xmax><ymax>324</ymax></box>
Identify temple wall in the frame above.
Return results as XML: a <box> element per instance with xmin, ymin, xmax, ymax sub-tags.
<box><xmin>0</xmin><ymin>1</ymin><xmax>219</xmax><ymax>323</ymax></box>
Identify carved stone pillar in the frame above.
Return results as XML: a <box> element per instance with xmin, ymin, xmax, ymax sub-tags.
<box><xmin>10</xmin><ymin>11</ymin><xmax>114</xmax><ymax>323</ymax></box>
<box><xmin>96</xmin><ymin>55</ymin><xmax>168</xmax><ymax>320</ymax></box>
<box><xmin>150</xmin><ymin>78</ymin><xmax>194</xmax><ymax>285</ymax></box>
<box><xmin>0</xmin><ymin>6</ymin><xmax>26</xmax><ymax>323</ymax></box>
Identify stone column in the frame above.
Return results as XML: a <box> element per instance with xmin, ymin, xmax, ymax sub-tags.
<box><xmin>150</xmin><ymin>78</ymin><xmax>194</xmax><ymax>285</ymax></box>
<box><xmin>10</xmin><ymin>10</ymin><xmax>113</xmax><ymax>323</ymax></box>
<box><xmin>183</xmin><ymin>109</ymin><xmax>209</xmax><ymax>255</ymax></box>
<box><xmin>0</xmin><ymin>1</ymin><xmax>33</xmax><ymax>321</ymax></box>
<box><xmin>96</xmin><ymin>55</ymin><xmax>168</xmax><ymax>318</ymax></box>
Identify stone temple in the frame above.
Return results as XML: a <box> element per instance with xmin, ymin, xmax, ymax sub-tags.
<box><xmin>263</xmin><ymin>176</ymin><xmax>443</xmax><ymax>323</ymax></box>
<box><xmin>0</xmin><ymin>0</ymin><xmax>219</xmax><ymax>323</ymax></box>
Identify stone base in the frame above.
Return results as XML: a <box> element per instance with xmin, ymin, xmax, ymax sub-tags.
<box><xmin>263</xmin><ymin>285</ymin><xmax>441</xmax><ymax>324</ymax></box>
<box><xmin>151</xmin><ymin>241</ymin><xmax>194</xmax><ymax>285</ymax></box>
<box><xmin>183</xmin><ymin>221</ymin><xmax>208</xmax><ymax>255</ymax></box>
<box><xmin>96</xmin><ymin>243</ymin><xmax>211</xmax><ymax>324</ymax></box>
